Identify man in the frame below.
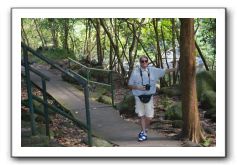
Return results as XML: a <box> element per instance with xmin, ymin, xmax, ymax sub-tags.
<box><xmin>128</xmin><ymin>55</ymin><xmax>176</xmax><ymax>142</ymax></box>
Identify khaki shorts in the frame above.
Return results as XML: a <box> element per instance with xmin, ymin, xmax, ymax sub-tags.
<box><xmin>135</xmin><ymin>96</ymin><xmax>154</xmax><ymax>118</ymax></box>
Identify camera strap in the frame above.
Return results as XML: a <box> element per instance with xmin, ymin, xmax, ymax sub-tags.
<box><xmin>139</xmin><ymin>67</ymin><xmax>150</xmax><ymax>86</ymax></box>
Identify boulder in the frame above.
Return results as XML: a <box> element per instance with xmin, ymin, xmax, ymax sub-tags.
<box><xmin>196</xmin><ymin>70</ymin><xmax>216</xmax><ymax>100</ymax></box>
<box><xmin>159</xmin><ymin>85</ymin><xmax>182</xmax><ymax>97</ymax></box>
<box><xmin>165</xmin><ymin>102</ymin><xmax>182</xmax><ymax>120</ymax></box>
<box><xmin>200</xmin><ymin>90</ymin><xmax>216</xmax><ymax>109</ymax></box>
<box><xmin>116</xmin><ymin>94</ymin><xmax>135</xmax><ymax>115</ymax></box>
<box><xmin>83</xmin><ymin>136</ymin><xmax>114</xmax><ymax>147</ymax></box>
<box><xmin>172</xmin><ymin>120</ymin><xmax>183</xmax><ymax>128</ymax></box>
<box><xmin>97</xmin><ymin>95</ymin><xmax>112</xmax><ymax>105</ymax></box>
<box><xmin>204</xmin><ymin>108</ymin><xmax>216</xmax><ymax>121</ymax></box>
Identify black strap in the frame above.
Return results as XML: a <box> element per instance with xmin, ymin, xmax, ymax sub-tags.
<box><xmin>139</xmin><ymin>67</ymin><xmax>150</xmax><ymax>86</ymax></box>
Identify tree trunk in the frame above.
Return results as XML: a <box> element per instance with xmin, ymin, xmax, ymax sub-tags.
<box><xmin>152</xmin><ymin>18</ymin><xmax>163</xmax><ymax>68</ymax></box>
<box><xmin>63</xmin><ymin>19</ymin><xmax>69</xmax><ymax>52</ymax></box>
<box><xmin>195</xmin><ymin>41</ymin><xmax>209</xmax><ymax>71</ymax></box>
<box><xmin>21</xmin><ymin>19</ymin><xmax>30</xmax><ymax>46</ymax></box>
<box><xmin>171</xmin><ymin>18</ymin><xmax>177</xmax><ymax>84</ymax></box>
<box><xmin>34</xmin><ymin>19</ymin><xmax>47</xmax><ymax>47</ymax></box>
<box><xmin>93</xmin><ymin>19</ymin><xmax>103</xmax><ymax>66</ymax></box>
<box><xmin>161</xmin><ymin>25</ymin><xmax>171</xmax><ymax>86</ymax></box>
<box><xmin>48</xmin><ymin>18</ymin><xmax>58</xmax><ymax>48</ymax></box>
<box><xmin>179</xmin><ymin>18</ymin><xmax>205</xmax><ymax>143</ymax></box>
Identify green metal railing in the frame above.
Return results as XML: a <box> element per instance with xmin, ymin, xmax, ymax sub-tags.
<box><xmin>21</xmin><ymin>42</ymin><xmax>92</xmax><ymax>146</ymax></box>
<box><xmin>68</xmin><ymin>57</ymin><xmax>115</xmax><ymax>107</ymax></box>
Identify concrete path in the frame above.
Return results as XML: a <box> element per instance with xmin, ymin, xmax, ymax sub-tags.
<box><xmin>26</xmin><ymin>65</ymin><xmax>182</xmax><ymax>147</ymax></box>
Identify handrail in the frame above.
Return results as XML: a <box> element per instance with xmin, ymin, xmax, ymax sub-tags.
<box><xmin>68</xmin><ymin>57</ymin><xmax>115</xmax><ymax>106</ymax></box>
<box><xmin>22</xmin><ymin>62</ymin><xmax>50</xmax><ymax>81</ymax></box>
<box><xmin>21</xmin><ymin>43</ymin><xmax>87</xmax><ymax>87</ymax></box>
<box><xmin>21</xmin><ymin>42</ymin><xmax>92</xmax><ymax>146</ymax></box>
<box><xmin>68</xmin><ymin>57</ymin><xmax>112</xmax><ymax>72</ymax></box>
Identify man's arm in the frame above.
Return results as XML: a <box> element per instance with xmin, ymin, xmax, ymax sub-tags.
<box><xmin>165</xmin><ymin>68</ymin><xmax>177</xmax><ymax>74</ymax></box>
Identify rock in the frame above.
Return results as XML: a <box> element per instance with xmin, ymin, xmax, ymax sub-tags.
<box><xmin>159</xmin><ymin>85</ymin><xmax>182</xmax><ymax>97</ymax></box>
<box><xmin>165</xmin><ymin>102</ymin><xmax>182</xmax><ymax>120</ymax></box>
<box><xmin>200</xmin><ymin>90</ymin><xmax>216</xmax><ymax>109</ymax></box>
<box><xmin>172</xmin><ymin>120</ymin><xmax>183</xmax><ymax>128</ymax></box>
<box><xmin>204</xmin><ymin>108</ymin><xmax>216</xmax><ymax>121</ymax></box>
<box><xmin>97</xmin><ymin>95</ymin><xmax>112</xmax><ymax>105</ymax></box>
<box><xmin>196</xmin><ymin>70</ymin><xmax>216</xmax><ymax>100</ymax></box>
<box><xmin>182</xmin><ymin>141</ymin><xmax>202</xmax><ymax>147</ymax></box>
<box><xmin>116</xmin><ymin>94</ymin><xmax>135</xmax><ymax>115</ymax></box>
<box><xmin>201</xmin><ymin>121</ymin><xmax>215</xmax><ymax>135</ymax></box>
<box><xmin>83</xmin><ymin>136</ymin><xmax>114</xmax><ymax>147</ymax></box>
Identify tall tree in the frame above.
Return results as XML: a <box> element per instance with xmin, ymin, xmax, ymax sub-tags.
<box><xmin>63</xmin><ymin>19</ymin><xmax>69</xmax><ymax>52</ymax></box>
<box><xmin>152</xmin><ymin>18</ymin><xmax>163</xmax><ymax>68</ymax></box>
<box><xmin>48</xmin><ymin>18</ymin><xmax>58</xmax><ymax>48</ymax></box>
<box><xmin>34</xmin><ymin>19</ymin><xmax>47</xmax><ymax>47</ymax></box>
<box><xmin>179</xmin><ymin>18</ymin><xmax>205</xmax><ymax>143</ymax></box>
<box><xmin>171</xmin><ymin>18</ymin><xmax>177</xmax><ymax>84</ymax></box>
<box><xmin>21</xmin><ymin>19</ymin><xmax>30</xmax><ymax>46</ymax></box>
<box><xmin>90</xmin><ymin>18</ymin><xmax>104</xmax><ymax>66</ymax></box>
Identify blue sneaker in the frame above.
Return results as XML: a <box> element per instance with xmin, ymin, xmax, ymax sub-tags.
<box><xmin>138</xmin><ymin>131</ymin><xmax>147</xmax><ymax>142</ymax></box>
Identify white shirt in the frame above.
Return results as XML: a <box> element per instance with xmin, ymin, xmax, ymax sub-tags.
<box><xmin>128</xmin><ymin>66</ymin><xmax>165</xmax><ymax>96</ymax></box>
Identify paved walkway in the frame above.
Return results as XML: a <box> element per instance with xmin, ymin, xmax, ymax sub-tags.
<box><xmin>26</xmin><ymin>65</ymin><xmax>182</xmax><ymax>147</ymax></box>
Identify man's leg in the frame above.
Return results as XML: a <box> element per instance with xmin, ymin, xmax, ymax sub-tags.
<box><xmin>140</xmin><ymin>116</ymin><xmax>146</xmax><ymax>133</ymax></box>
<box><xmin>145</xmin><ymin>117</ymin><xmax>152</xmax><ymax>131</ymax></box>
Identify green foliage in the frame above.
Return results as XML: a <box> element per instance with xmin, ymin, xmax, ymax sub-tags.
<box><xmin>200</xmin><ymin>90</ymin><xmax>216</xmax><ymax>109</ymax></box>
<box><xmin>165</xmin><ymin>102</ymin><xmax>182</xmax><ymax>120</ymax></box>
<box><xmin>159</xmin><ymin>95</ymin><xmax>174</xmax><ymax>110</ymax></box>
<box><xmin>196</xmin><ymin>70</ymin><xmax>216</xmax><ymax>100</ymax></box>
<box><xmin>159</xmin><ymin>85</ymin><xmax>182</xmax><ymax>97</ymax></box>
<box><xmin>195</xmin><ymin>18</ymin><xmax>216</xmax><ymax>70</ymax></box>
<box><xmin>201</xmin><ymin>138</ymin><xmax>212</xmax><ymax>147</ymax></box>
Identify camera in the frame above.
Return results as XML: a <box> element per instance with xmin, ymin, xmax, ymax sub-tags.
<box><xmin>144</xmin><ymin>84</ymin><xmax>151</xmax><ymax>90</ymax></box>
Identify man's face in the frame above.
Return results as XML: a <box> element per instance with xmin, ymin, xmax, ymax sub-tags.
<box><xmin>140</xmin><ymin>58</ymin><xmax>148</xmax><ymax>68</ymax></box>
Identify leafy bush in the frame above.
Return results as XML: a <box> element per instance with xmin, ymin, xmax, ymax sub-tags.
<box><xmin>200</xmin><ymin>90</ymin><xmax>216</xmax><ymax>109</ymax></box>
<box><xmin>165</xmin><ymin>102</ymin><xmax>182</xmax><ymax>120</ymax></box>
<box><xmin>196</xmin><ymin>70</ymin><xmax>216</xmax><ymax>100</ymax></box>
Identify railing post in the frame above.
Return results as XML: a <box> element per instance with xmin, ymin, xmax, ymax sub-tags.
<box><xmin>42</xmin><ymin>79</ymin><xmax>50</xmax><ymax>138</ymax></box>
<box><xmin>84</xmin><ymin>83</ymin><xmax>92</xmax><ymax>146</ymax></box>
<box><xmin>23</xmin><ymin>47</ymin><xmax>36</xmax><ymax>135</ymax></box>
<box><xmin>68</xmin><ymin>58</ymin><xmax>71</xmax><ymax>69</ymax></box>
<box><xmin>110</xmin><ymin>71</ymin><xmax>115</xmax><ymax>107</ymax></box>
<box><xmin>87</xmin><ymin>69</ymin><xmax>90</xmax><ymax>84</ymax></box>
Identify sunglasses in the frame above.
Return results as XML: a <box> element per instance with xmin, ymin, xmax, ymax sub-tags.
<box><xmin>140</xmin><ymin>60</ymin><xmax>148</xmax><ymax>63</ymax></box>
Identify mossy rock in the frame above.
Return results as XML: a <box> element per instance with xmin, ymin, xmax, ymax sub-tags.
<box><xmin>172</xmin><ymin>120</ymin><xmax>183</xmax><ymax>128</ymax></box>
<box><xmin>200</xmin><ymin>90</ymin><xmax>216</xmax><ymax>109</ymax></box>
<box><xmin>160</xmin><ymin>85</ymin><xmax>182</xmax><ymax>97</ymax></box>
<box><xmin>116</xmin><ymin>94</ymin><xmax>135</xmax><ymax>115</ymax></box>
<box><xmin>83</xmin><ymin>136</ymin><xmax>114</xmax><ymax>147</ymax></box>
<box><xmin>196</xmin><ymin>70</ymin><xmax>216</xmax><ymax>100</ymax></box>
<box><xmin>97</xmin><ymin>95</ymin><xmax>112</xmax><ymax>105</ymax></box>
<box><xmin>204</xmin><ymin>108</ymin><xmax>216</xmax><ymax>121</ymax></box>
<box><xmin>165</xmin><ymin>102</ymin><xmax>182</xmax><ymax>120</ymax></box>
<box><xmin>92</xmin><ymin>137</ymin><xmax>114</xmax><ymax>147</ymax></box>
